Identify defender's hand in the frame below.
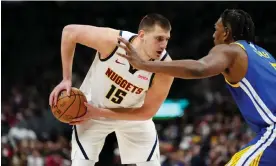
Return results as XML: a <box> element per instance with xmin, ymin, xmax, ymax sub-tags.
<box><xmin>116</xmin><ymin>37</ymin><xmax>146</xmax><ymax>70</ymax></box>
<box><xmin>49</xmin><ymin>79</ymin><xmax>72</xmax><ymax>106</ymax></box>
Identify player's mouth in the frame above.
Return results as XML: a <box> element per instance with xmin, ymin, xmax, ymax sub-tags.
<box><xmin>156</xmin><ymin>51</ymin><xmax>162</xmax><ymax>56</ymax></box>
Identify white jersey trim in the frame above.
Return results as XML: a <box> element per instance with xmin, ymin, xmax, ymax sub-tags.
<box><xmin>235</xmin><ymin>124</ymin><xmax>276</xmax><ymax>166</ymax></box>
<box><xmin>241</xmin><ymin>78</ymin><xmax>276</xmax><ymax>122</ymax></box>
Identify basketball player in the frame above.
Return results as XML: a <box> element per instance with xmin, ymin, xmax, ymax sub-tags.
<box><xmin>49</xmin><ymin>14</ymin><xmax>174</xmax><ymax>166</ymax></box>
<box><xmin>116</xmin><ymin>9</ymin><xmax>276</xmax><ymax>166</ymax></box>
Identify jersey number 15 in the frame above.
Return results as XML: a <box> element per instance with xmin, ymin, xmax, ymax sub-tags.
<box><xmin>105</xmin><ymin>84</ymin><xmax>127</xmax><ymax>104</ymax></box>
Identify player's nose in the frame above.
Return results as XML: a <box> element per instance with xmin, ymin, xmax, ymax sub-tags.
<box><xmin>159</xmin><ymin>44</ymin><xmax>166</xmax><ymax>50</ymax></box>
<box><xmin>212</xmin><ymin>32</ymin><xmax>215</xmax><ymax>39</ymax></box>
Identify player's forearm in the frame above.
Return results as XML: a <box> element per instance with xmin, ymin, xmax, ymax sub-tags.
<box><xmin>61</xmin><ymin>26</ymin><xmax>77</xmax><ymax>81</ymax></box>
<box><xmin>142</xmin><ymin>60</ymin><xmax>207</xmax><ymax>79</ymax></box>
<box><xmin>99</xmin><ymin>108</ymin><xmax>153</xmax><ymax>121</ymax></box>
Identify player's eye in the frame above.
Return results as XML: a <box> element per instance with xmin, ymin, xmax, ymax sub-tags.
<box><xmin>155</xmin><ymin>37</ymin><xmax>163</xmax><ymax>42</ymax></box>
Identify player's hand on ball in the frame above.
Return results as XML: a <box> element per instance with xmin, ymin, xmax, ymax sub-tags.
<box><xmin>49</xmin><ymin>79</ymin><xmax>72</xmax><ymax>106</ymax></box>
<box><xmin>116</xmin><ymin>37</ymin><xmax>146</xmax><ymax>70</ymax></box>
<box><xmin>69</xmin><ymin>102</ymin><xmax>102</xmax><ymax>125</ymax></box>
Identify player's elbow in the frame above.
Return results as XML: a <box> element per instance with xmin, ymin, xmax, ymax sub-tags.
<box><xmin>139</xmin><ymin>115</ymin><xmax>152</xmax><ymax>121</ymax></box>
<box><xmin>188</xmin><ymin>64</ymin><xmax>206</xmax><ymax>78</ymax></box>
<box><xmin>140</xmin><ymin>115</ymin><xmax>152</xmax><ymax>120</ymax></box>
<box><xmin>189</xmin><ymin>61</ymin><xmax>210</xmax><ymax>78</ymax></box>
<box><xmin>190</xmin><ymin>68</ymin><xmax>204</xmax><ymax>77</ymax></box>
<box><xmin>62</xmin><ymin>25</ymin><xmax>79</xmax><ymax>42</ymax></box>
<box><xmin>139</xmin><ymin>110</ymin><xmax>156</xmax><ymax>120</ymax></box>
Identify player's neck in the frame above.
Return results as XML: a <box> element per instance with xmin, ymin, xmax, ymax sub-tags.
<box><xmin>225</xmin><ymin>38</ymin><xmax>235</xmax><ymax>44</ymax></box>
<box><xmin>132</xmin><ymin>39</ymin><xmax>152</xmax><ymax>61</ymax></box>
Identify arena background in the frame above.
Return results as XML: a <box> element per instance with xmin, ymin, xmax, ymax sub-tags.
<box><xmin>1</xmin><ymin>1</ymin><xmax>276</xmax><ymax>166</ymax></box>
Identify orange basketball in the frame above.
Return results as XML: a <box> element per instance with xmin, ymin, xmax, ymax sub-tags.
<box><xmin>51</xmin><ymin>87</ymin><xmax>87</xmax><ymax>123</ymax></box>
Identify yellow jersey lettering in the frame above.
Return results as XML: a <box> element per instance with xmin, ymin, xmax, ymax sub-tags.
<box><xmin>255</xmin><ymin>50</ymin><xmax>270</xmax><ymax>58</ymax></box>
<box><xmin>270</xmin><ymin>62</ymin><xmax>276</xmax><ymax>70</ymax></box>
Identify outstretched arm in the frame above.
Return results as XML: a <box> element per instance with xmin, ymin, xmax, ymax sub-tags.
<box><xmin>116</xmin><ymin>37</ymin><xmax>238</xmax><ymax>79</ymax></box>
<box><xmin>142</xmin><ymin>45</ymin><xmax>236</xmax><ymax>79</ymax></box>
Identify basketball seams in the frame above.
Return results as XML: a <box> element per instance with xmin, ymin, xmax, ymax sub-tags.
<box><xmin>52</xmin><ymin>106</ymin><xmax>63</xmax><ymax>120</ymax></box>
<box><xmin>57</xmin><ymin>88</ymin><xmax>83</xmax><ymax>101</ymax></box>
<box><xmin>58</xmin><ymin>94</ymin><xmax>83</xmax><ymax>101</ymax></box>
<box><xmin>51</xmin><ymin>88</ymin><xmax>87</xmax><ymax>123</ymax></box>
<box><xmin>58</xmin><ymin>90</ymin><xmax>77</xmax><ymax>119</ymax></box>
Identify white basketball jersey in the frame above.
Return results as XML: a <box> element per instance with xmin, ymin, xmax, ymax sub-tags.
<box><xmin>79</xmin><ymin>30</ymin><xmax>168</xmax><ymax>109</ymax></box>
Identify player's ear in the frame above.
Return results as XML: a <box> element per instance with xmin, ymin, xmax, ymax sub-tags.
<box><xmin>138</xmin><ymin>30</ymin><xmax>145</xmax><ymax>39</ymax></box>
<box><xmin>223</xmin><ymin>27</ymin><xmax>231</xmax><ymax>41</ymax></box>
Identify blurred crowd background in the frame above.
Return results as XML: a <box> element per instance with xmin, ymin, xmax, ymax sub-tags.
<box><xmin>2</xmin><ymin>1</ymin><xmax>276</xmax><ymax>166</ymax></box>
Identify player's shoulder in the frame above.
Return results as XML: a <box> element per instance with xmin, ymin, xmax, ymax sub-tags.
<box><xmin>120</xmin><ymin>30</ymin><xmax>137</xmax><ymax>41</ymax></box>
<box><xmin>159</xmin><ymin>49</ymin><xmax>172</xmax><ymax>62</ymax></box>
<box><xmin>210</xmin><ymin>44</ymin><xmax>240</xmax><ymax>58</ymax></box>
<box><xmin>151</xmin><ymin>50</ymin><xmax>174</xmax><ymax>85</ymax></box>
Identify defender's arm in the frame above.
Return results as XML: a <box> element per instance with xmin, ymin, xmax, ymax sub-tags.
<box><xmin>116</xmin><ymin>37</ymin><xmax>238</xmax><ymax>80</ymax></box>
<box><xmin>141</xmin><ymin>44</ymin><xmax>237</xmax><ymax>79</ymax></box>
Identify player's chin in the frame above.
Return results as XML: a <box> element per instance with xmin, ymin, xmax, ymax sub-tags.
<box><xmin>156</xmin><ymin>51</ymin><xmax>162</xmax><ymax>57</ymax></box>
<box><xmin>213</xmin><ymin>40</ymin><xmax>217</xmax><ymax>45</ymax></box>
<box><xmin>151</xmin><ymin>54</ymin><xmax>160</xmax><ymax>59</ymax></box>
<box><xmin>214</xmin><ymin>40</ymin><xmax>222</xmax><ymax>46</ymax></box>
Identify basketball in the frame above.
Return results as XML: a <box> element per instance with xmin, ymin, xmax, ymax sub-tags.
<box><xmin>51</xmin><ymin>87</ymin><xmax>87</xmax><ymax>123</ymax></box>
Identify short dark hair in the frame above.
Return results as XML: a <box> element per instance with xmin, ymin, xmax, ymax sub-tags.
<box><xmin>138</xmin><ymin>13</ymin><xmax>171</xmax><ymax>32</ymax></box>
<box><xmin>221</xmin><ymin>9</ymin><xmax>255</xmax><ymax>42</ymax></box>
